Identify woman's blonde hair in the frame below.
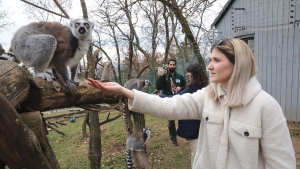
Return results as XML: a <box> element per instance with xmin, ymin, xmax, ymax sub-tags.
<box><xmin>207</xmin><ymin>38</ymin><xmax>257</xmax><ymax>107</ymax></box>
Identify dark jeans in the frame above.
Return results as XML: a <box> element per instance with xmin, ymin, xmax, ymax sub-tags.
<box><xmin>159</xmin><ymin>94</ymin><xmax>177</xmax><ymax>142</ymax></box>
<box><xmin>168</xmin><ymin>120</ymin><xmax>177</xmax><ymax>141</ymax></box>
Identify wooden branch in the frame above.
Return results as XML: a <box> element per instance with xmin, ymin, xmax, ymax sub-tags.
<box><xmin>56</xmin><ymin>121</ymin><xmax>66</xmax><ymax>125</ymax></box>
<box><xmin>52</xmin><ymin>0</ymin><xmax>69</xmax><ymax>19</ymax></box>
<box><xmin>46</xmin><ymin>123</ymin><xmax>65</xmax><ymax>136</ymax></box>
<box><xmin>47</xmin><ymin>121</ymin><xmax>58</xmax><ymax>128</ymax></box>
<box><xmin>19</xmin><ymin>77</ymin><xmax>119</xmax><ymax>112</ymax></box>
<box><xmin>79</xmin><ymin>104</ymin><xmax>119</xmax><ymax>112</ymax></box>
<box><xmin>20</xmin><ymin>0</ymin><xmax>68</xmax><ymax>18</ymax></box>
<box><xmin>0</xmin><ymin>60</ymin><xmax>29</xmax><ymax>108</ymax></box>
<box><xmin>135</xmin><ymin>65</ymin><xmax>150</xmax><ymax>79</ymax></box>
<box><xmin>99</xmin><ymin>112</ymin><xmax>122</xmax><ymax>126</ymax></box>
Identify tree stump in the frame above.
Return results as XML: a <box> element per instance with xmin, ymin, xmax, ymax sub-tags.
<box><xmin>0</xmin><ymin>93</ymin><xmax>53</xmax><ymax>169</ymax></box>
<box><xmin>19</xmin><ymin>111</ymin><xmax>60</xmax><ymax>168</ymax></box>
<box><xmin>0</xmin><ymin>60</ymin><xmax>30</xmax><ymax>108</ymax></box>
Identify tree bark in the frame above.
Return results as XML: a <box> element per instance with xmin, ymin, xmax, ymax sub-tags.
<box><xmin>0</xmin><ymin>160</ymin><xmax>5</xmax><ymax>169</ymax></box>
<box><xmin>19</xmin><ymin>77</ymin><xmax>119</xmax><ymax>112</ymax></box>
<box><xmin>0</xmin><ymin>44</ymin><xmax>5</xmax><ymax>55</ymax></box>
<box><xmin>131</xmin><ymin>111</ymin><xmax>145</xmax><ymax>133</ymax></box>
<box><xmin>82</xmin><ymin>111</ymin><xmax>90</xmax><ymax>139</ymax></box>
<box><xmin>88</xmin><ymin>111</ymin><xmax>101</xmax><ymax>169</ymax></box>
<box><xmin>0</xmin><ymin>93</ymin><xmax>53</xmax><ymax>169</ymax></box>
<box><xmin>0</xmin><ymin>60</ymin><xmax>30</xmax><ymax>108</ymax></box>
<box><xmin>19</xmin><ymin>111</ymin><xmax>60</xmax><ymax>169</ymax></box>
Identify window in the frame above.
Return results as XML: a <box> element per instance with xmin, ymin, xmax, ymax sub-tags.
<box><xmin>236</xmin><ymin>34</ymin><xmax>255</xmax><ymax>54</ymax></box>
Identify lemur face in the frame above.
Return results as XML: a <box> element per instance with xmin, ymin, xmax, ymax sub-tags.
<box><xmin>144</xmin><ymin>80</ymin><xmax>151</xmax><ymax>87</ymax></box>
<box><xmin>70</xmin><ymin>18</ymin><xmax>94</xmax><ymax>40</ymax></box>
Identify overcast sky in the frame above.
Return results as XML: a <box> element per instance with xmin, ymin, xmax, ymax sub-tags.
<box><xmin>0</xmin><ymin>0</ymin><xmax>227</xmax><ymax>52</ymax></box>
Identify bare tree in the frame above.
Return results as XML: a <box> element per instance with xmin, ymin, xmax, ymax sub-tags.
<box><xmin>22</xmin><ymin>0</ymin><xmax>71</xmax><ymax>21</ymax></box>
<box><xmin>0</xmin><ymin>0</ymin><xmax>14</xmax><ymax>33</ymax></box>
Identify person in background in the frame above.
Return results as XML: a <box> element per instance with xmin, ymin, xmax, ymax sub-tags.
<box><xmin>175</xmin><ymin>62</ymin><xmax>208</xmax><ymax>166</ymax></box>
<box><xmin>156</xmin><ymin>58</ymin><xmax>186</xmax><ymax>146</ymax></box>
<box><xmin>87</xmin><ymin>38</ymin><xmax>296</xmax><ymax>169</ymax></box>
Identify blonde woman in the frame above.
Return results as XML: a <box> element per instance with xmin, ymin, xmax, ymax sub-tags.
<box><xmin>88</xmin><ymin>38</ymin><xmax>296</xmax><ymax>169</ymax></box>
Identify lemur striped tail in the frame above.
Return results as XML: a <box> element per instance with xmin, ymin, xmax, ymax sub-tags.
<box><xmin>126</xmin><ymin>148</ymin><xmax>134</xmax><ymax>169</ymax></box>
<box><xmin>0</xmin><ymin>51</ymin><xmax>19</xmax><ymax>63</ymax></box>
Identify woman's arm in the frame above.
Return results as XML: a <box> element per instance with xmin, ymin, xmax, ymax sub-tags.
<box><xmin>260</xmin><ymin>97</ymin><xmax>296</xmax><ymax>168</ymax></box>
<box><xmin>88</xmin><ymin>78</ymin><xmax>205</xmax><ymax>120</ymax></box>
<box><xmin>87</xmin><ymin>78</ymin><xmax>134</xmax><ymax>99</ymax></box>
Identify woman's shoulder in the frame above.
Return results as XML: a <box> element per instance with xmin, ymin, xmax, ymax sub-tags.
<box><xmin>254</xmin><ymin>90</ymin><xmax>279</xmax><ymax>106</ymax></box>
<box><xmin>252</xmin><ymin>90</ymin><xmax>283</xmax><ymax>116</ymax></box>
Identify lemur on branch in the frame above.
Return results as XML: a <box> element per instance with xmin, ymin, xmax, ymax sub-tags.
<box><xmin>8</xmin><ymin>18</ymin><xmax>94</xmax><ymax>93</ymax></box>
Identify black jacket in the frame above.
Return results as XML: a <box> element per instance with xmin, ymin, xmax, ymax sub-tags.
<box><xmin>176</xmin><ymin>85</ymin><xmax>201</xmax><ymax>139</ymax></box>
<box><xmin>156</xmin><ymin>71</ymin><xmax>186</xmax><ymax>96</ymax></box>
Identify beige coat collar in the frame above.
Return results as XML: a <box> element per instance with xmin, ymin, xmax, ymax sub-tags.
<box><xmin>216</xmin><ymin>76</ymin><xmax>262</xmax><ymax>107</ymax></box>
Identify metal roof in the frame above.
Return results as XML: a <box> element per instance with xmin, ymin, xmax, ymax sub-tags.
<box><xmin>210</xmin><ymin>0</ymin><xmax>235</xmax><ymax>28</ymax></box>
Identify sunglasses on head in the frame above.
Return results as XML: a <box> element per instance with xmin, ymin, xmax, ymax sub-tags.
<box><xmin>214</xmin><ymin>37</ymin><xmax>227</xmax><ymax>46</ymax></box>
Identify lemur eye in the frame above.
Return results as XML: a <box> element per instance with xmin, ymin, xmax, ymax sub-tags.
<box><xmin>75</xmin><ymin>23</ymin><xmax>80</xmax><ymax>27</ymax></box>
<box><xmin>84</xmin><ymin>23</ymin><xmax>90</xmax><ymax>28</ymax></box>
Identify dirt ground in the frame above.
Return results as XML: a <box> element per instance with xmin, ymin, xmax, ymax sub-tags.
<box><xmin>288</xmin><ymin>122</ymin><xmax>300</xmax><ymax>168</ymax></box>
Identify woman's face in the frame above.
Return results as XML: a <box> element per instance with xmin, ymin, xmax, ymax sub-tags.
<box><xmin>207</xmin><ymin>48</ymin><xmax>234</xmax><ymax>89</ymax></box>
<box><xmin>187</xmin><ymin>72</ymin><xmax>192</xmax><ymax>81</ymax></box>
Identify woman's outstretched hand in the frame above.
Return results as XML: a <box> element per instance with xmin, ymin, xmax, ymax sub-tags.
<box><xmin>87</xmin><ymin>78</ymin><xmax>122</xmax><ymax>92</ymax></box>
<box><xmin>87</xmin><ymin>78</ymin><xmax>134</xmax><ymax>99</ymax></box>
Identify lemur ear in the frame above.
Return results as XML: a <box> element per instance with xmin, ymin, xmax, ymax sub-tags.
<box><xmin>70</xmin><ymin>18</ymin><xmax>75</xmax><ymax>27</ymax></box>
<box><xmin>130</xmin><ymin>81</ymin><xmax>139</xmax><ymax>89</ymax></box>
<box><xmin>90</xmin><ymin>20</ymin><xmax>95</xmax><ymax>29</ymax></box>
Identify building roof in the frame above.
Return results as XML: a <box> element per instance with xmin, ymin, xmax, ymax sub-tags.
<box><xmin>211</xmin><ymin>0</ymin><xmax>235</xmax><ymax>28</ymax></box>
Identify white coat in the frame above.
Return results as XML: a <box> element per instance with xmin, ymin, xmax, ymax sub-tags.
<box><xmin>128</xmin><ymin>76</ymin><xmax>296</xmax><ymax>169</ymax></box>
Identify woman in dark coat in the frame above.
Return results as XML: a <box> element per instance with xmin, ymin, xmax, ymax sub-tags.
<box><xmin>176</xmin><ymin>62</ymin><xmax>208</xmax><ymax>166</ymax></box>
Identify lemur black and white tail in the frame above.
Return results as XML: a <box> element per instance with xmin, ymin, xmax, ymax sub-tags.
<box><xmin>126</xmin><ymin>148</ymin><xmax>134</xmax><ymax>169</ymax></box>
<box><xmin>0</xmin><ymin>51</ymin><xmax>19</xmax><ymax>63</ymax></box>
<box><xmin>123</xmin><ymin>108</ymin><xmax>134</xmax><ymax>168</ymax></box>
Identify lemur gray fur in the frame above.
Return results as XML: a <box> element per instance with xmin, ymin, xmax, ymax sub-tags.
<box><xmin>126</xmin><ymin>128</ymin><xmax>151</xmax><ymax>152</ymax></box>
<box><xmin>9</xmin><ymin>18</ymin><xmax>94</xmax><ymax>92</ymax></box>
<box><xmin>125</xmin><ymin>128</ymin><xmax>151</xmax><ymax>168</ymax></box>
<box><xmin>124</xmin><ymin>79</ymin><xmax>151</xmax><ymax>90</ymax></box>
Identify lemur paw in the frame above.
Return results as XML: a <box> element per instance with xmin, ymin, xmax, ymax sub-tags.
<box><xmin>43</xmin><ymin>73</ymin><xmax>54</xmax><ymax>82</ymax></box>
<box><xmin>70</xmin><ymin>79</ymin><xmax>79</xmax><ymax>86</ymax></box>
<box><xmin>65</xmin><ymin>81</ymin><xmax>77</xmax><ymax>93</ymax></box>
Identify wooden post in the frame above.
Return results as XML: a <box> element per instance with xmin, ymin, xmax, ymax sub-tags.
<box><xmin>19</xmin><ymin>111</ymin><xmax>60</xmax><ymax>168</ymax></box>
<box><xmin>0</xmin><ymin>60</ymin><xmax>30</xmax><ymax>108</ymax></box>
<box><xmin>0</xmin><ymin>93</ymin><xmax>53</xmax><ymax>169</ymax></box>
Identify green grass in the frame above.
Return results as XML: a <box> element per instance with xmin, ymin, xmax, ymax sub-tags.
<box><xmin>46</xmin><ymin>110</ymin><xmax>192</xmax><ymax>169</ymax></box>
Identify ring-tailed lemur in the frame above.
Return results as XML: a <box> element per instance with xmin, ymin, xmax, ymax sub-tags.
<box><xmin>124</xmin><ymin>79</ymin><xmax>151</xmax><ymax>90</ymax></box>
<box><xmin>125</xmin><ymin>128</ymin><xmax>151</xmax><ymax>168</ymax></box>
<box><xmin>8</xmin><ymin>18</ymin><xmax>94</xmax><ymax>93</ymax></box>
<box><xmin>123</xmin><ymin>79</ymin><xmax>151</xmax><ymax>168</ymax></box>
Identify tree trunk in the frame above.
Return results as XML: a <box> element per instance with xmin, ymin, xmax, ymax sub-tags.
<box><xmin>0</xmin><ymin>44</ymin><xmax>5</xmax><ymax>55</ymax></box>
<box><xmin>82</xmin><ymin>111</ymin><xmax>90</xmax><ymax>139</ymax></box>
<box><xmin>0</xmin><ymin>160</ymin><xmax>5</xmax><ymax>169</ymax></box>
<box><xmin>19</xmin><ymin>111</ymin><xmax>60</xmax><ymax>169</ymax></box>
<box><xmin>88</xmin><ymin>111</ymin><xmax>101</xmax><ymax>169</ymax></box>
<box><xmin>0</xmin><ymin>93</ymin><xmax>53</xmax><ymax>169</ymax></box>
<box><xmin>131</xmin><ymin>112</ymin><xmax>145</xmax><ymax>133</ymax></box>
<box><xmin>0</xmin><ymin>60</ymin><xmax>30</xmax><ymax>108</ymax></box>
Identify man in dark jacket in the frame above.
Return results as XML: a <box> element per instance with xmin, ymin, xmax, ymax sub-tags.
<box><xmin>156</xmin><ymin>58</ymin><xmax>186</xmax><ymax>146</ymax></box>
